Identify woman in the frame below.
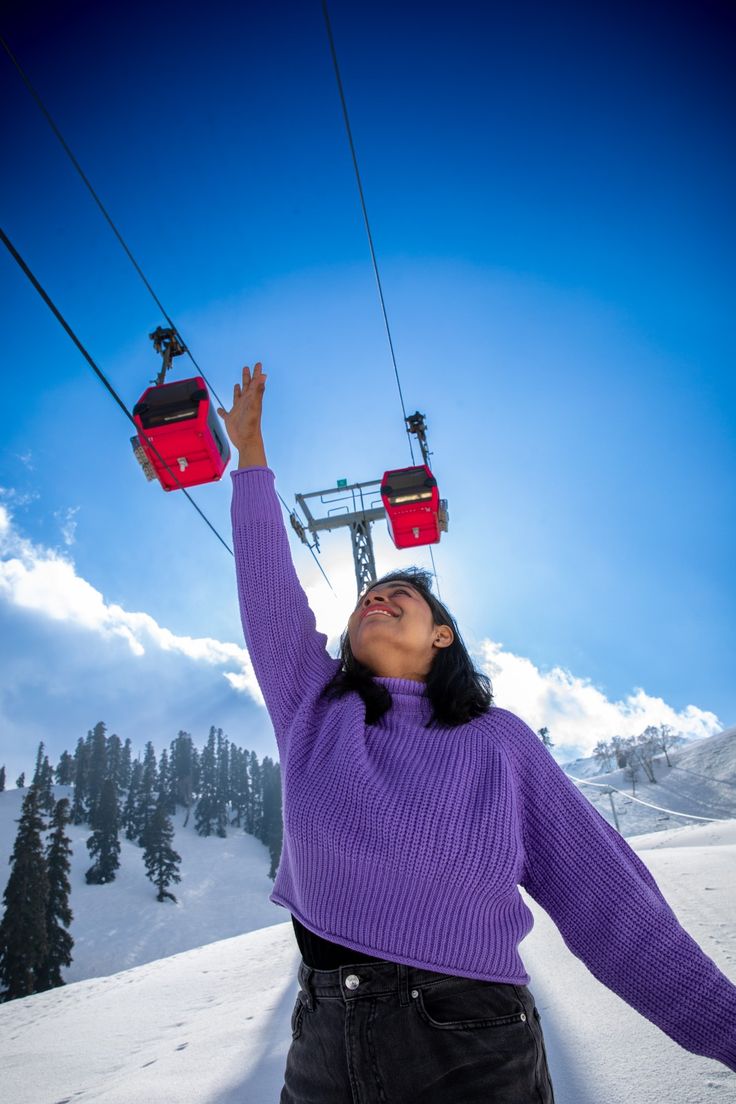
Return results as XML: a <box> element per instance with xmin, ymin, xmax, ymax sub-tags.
<box><xmin>219</xmin><ymin>363</ymin><xmax>736</xmax><ymax>1103</ymax></box>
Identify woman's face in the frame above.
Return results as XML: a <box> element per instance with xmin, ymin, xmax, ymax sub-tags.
<box><xmin>346</xmin><ymin>581</ymin><xmax>454</xmax><ymax>682</ymax></box>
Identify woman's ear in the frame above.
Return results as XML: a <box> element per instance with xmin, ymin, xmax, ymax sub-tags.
<box><xmin>433</xmin><ymin>625</ymin><xmax>454</xmax><ymax>649</ymax></box>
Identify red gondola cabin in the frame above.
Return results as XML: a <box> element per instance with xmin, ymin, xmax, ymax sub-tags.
<box><xmin>131</xmin><ymin>376</ymin><xmax>230</xmax><ymax>491</ymax></box>
<box><xmin>381</xmin><ymin>464</ymin><xmax>441</xmax><ymax>549</ymax></box>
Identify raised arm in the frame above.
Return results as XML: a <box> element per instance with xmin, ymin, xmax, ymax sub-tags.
<box><xmin>219</xmin><ymin>365</ymin><xmax>340</xmax><ymax>740</ymax></box>
<box><xmin>493</xmin><ymin>708</ymin><xmax>736</xmax><ymax>1072</ymax></box>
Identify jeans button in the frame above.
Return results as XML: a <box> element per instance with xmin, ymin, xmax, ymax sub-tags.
<box><xmin>345</xmin><ymin>974</ymin><xmax>361</xmax><ymax>990</ymax></box>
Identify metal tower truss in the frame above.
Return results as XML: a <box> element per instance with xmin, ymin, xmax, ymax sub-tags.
<box><xmin>294</xmin><ymin>478</ymin><xmax>386</xmax><ymax>598</ymax></box>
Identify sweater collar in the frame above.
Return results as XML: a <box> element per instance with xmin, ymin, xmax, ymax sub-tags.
<box><xmin>372</xmin><ymin>675</ymin><xmax>434</xmax><ymax>723</ymax></box>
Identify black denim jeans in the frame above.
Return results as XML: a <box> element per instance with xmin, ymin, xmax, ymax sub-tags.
<box><xmin>280</xmin><ymin>957</ymin><xmax>556</xmax><ymax>1103</ymax></box>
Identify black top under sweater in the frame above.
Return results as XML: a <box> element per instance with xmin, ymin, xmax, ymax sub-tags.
<box><xmin>291</xmin><ymin>914</ymin><xmax>389</xmax><ymax>969</ymax></box>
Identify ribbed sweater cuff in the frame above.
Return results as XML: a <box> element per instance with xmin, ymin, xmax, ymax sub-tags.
<box><xmin>230</xmin><ymin>466</ymin><xmax>281</xmax><ymax>523</ymax></box>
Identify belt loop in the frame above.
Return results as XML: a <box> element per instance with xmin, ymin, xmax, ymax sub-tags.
<box><xmin>299</xmin><ymin>962</ymin><xmax>316</xmax><ymax>1011</ymax></box>
<box><xmin>397</xmin><ymin>963</ymin><xmax>411</xmax><ymax>1007</ymax></box>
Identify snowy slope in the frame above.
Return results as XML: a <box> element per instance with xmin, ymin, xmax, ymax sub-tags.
<box><xmin>561</xmin><ymin>726</ymin><xmax>736</xmax><ymax>836</ymax></box>
<box><xmin>0</xmin><ymin>729</ymin><xmax>735</xmax><ymax>1102</ymax></box>
<box><xmin>0</xmin><ymin>727</ymin><xmax>734</xmax><ymax>986</ymax></box>
<box><xmin>1</xmin><ymin>822</ymin><xmax>735</xmax><ymax>1104</ymax></box>
<box><xmin>0</xmin><ymin>785</ymin><xmax>284</xmax><ymax>983</ymax></box>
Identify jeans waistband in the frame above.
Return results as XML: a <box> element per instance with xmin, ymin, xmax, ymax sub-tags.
<box><xmin>296</xmin><ymin>957</ymin><xmax>519</xmax><ymax>1011</ymax></box>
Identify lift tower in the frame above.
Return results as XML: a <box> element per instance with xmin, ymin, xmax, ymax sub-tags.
<box><xmin>288</xmin><ymin>412</ymin><xmax>447</xmax><ymax>600</ymax></box>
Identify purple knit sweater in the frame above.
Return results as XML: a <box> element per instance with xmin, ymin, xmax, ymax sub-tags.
<box><xmin>231</xmin><ymin>465</ymin><xmax>736</xmax><ymax>1071</ymax></box>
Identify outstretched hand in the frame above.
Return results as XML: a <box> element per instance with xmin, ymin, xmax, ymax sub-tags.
<box><xmin>217</xmin><ymin>362</ymin><xmax>267</xmax><ymax>452</ymax></box>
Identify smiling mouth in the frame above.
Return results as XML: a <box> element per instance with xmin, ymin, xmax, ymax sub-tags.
<box><xmin>361</xmin><ymin>610</ymin><xmax>397</xmax><ymax>621</ymax></box>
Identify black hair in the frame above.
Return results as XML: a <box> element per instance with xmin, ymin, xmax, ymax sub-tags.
<box><xmin>320</xmin><ymin>566</ymin><xmax>493</xmax><ymax>728</ymax></box>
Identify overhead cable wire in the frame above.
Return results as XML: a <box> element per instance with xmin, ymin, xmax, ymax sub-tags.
<box><xmin>1</xmin><ymin>37</ymin><xmax>337</xmax><ymax>591</ymax></box>
<box><xmin>0</xmin><ymin>226</ymin><xmax>235</xmax><ymax>555</ymax></box>
<box><xmin>0</xmin><ymin>32</ymin><xmax>224</xmax><ymax>411</ymax></box>
<box><xmin>276</xmin><ymin>489</ymin><xmax>337</xmax><ymax>595</ymax></box>
<box><xmin>321</xmin><ymin>1</ymin><xmax>415</xmax><ymax>467</ymax></box>
<box><xmin>322</xmin><ymin>2</ymin><xmax>446</xmax><ymax>600</ymax></box>
<box><xmin>569</xmin><ymin>773</ymin><xmax>733</xmax><ymax>823</ymax></box>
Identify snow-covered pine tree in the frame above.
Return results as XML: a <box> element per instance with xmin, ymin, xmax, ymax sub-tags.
<box><xmin>86</xmin><ymin>722</ymin><xmax>108</xmax><ymax>823</ymax></box>
<box><xmin>261</xmin><ymin>757</ymin><xmax>283</xmax><ymax>881</ymax></box>
<box><xmin>32</xmin><ymin>741</ymin><xmax>46</xmax><ymax>787</ymax></box>
<box><xmin>170</xmin><ymin>731</ymin><xmax>193</xmax><ymax>812</ymax></box>
<box><xmin>15</xmin><ymin>772</ymin><xmax>25</xmax><ymax>789</ymax></box>
<box><xmin>136</xmin><ymin>742</ymin><xmax>159</xmax><ymax>846</ymax></box>
<box><xmin>85</xmin><ymin>776</ymin><xmax>120</xmax><ymax>884</ymax></box>
<box><xmin>37</xmin><ymin>756</ymin><xmax>55</xmax><ymax>816</ymax></box>
<box><xmin>194</xmin><ymin>727</ymin><xmax>218</xmax><ymax>836</ymax></box>
<box><xmin>249</xmin><ymin>751</ymin><xmax>262</xmax><ymax>833</ymax></box>
<box><xmin>107</xmin><ymin>733</ymin><xmax>122</xmax><ymax>796</ymax></box>
<box><xmin>119</xmin><ymin>738</ymin><xmax>133</xmax><ymax>792</ymax></box>
<box><xmin>71</xmin><ymin>736</ymin><xmax>89</xmax><ymax>824</ymax></box>
<box><xmin>38</xmin><ymin>797</ymin><xmax>74</xmax><ymax>990</ymax></box>
<box><xmin>229</xmin><ymin>744</ymin><xmax>249</xmax><ymax>828</ymax></box>
<box><xmin>158</xmin><ymin>748</ymin><xmax>175</xmax><ymax>814</ymax></box>
<box><xmin>142</xmin><ymin>799</ymin><xmax>182</xmax><ymax>903</ymax></box>
<box><xmin>54</xmin><ymin>750</ymin><xmax>74</xmax><ymax>786</ymax></box>
<box><xmin>0</xmin><ymin>786</ymin><xmax>49</xmax><ymax>1000</ymax></box>
<box><xmin>123</xmin><ymin>759</ymin><xmax>143</xmax><ymax>841</ymax></box>
<box><xmin>215</xmin><ymin>729</ymin><xmax>229</xmax><ymax>838</ymax></box>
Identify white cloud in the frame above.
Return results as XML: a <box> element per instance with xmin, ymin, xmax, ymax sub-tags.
<box><xmin>53</xmin><ymin>505</ymin><xmax>81</xmax><ymax>546</ymax></box>
<box><xmin>0</xmin><ymin>497</ymin><xmax>723</xmax><ymax>756</ymax></box>
<box><xmin>0</xmin><ymin>500</ymin><xmax>264</xmax><ymax>707</ymax></box>
<box><xmin>478</xmin><ymin>638</ymin><xmax>721</xmax><ymax>753</ymax></box>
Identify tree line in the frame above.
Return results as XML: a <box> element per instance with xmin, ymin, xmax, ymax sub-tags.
<box><xmin>0</xmin><ymin>722</ymin><xmax>282</xmax><ymax>1003</ymax></box>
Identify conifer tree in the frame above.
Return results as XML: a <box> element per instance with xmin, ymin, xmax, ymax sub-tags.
<box><xmin>0</xmin><ymin>786</ymin><xmax>49</xmax><ymax>1000</ymax></box>
<box><xmin>229</xmin><ymin>745</ymin><xmax>249</xmax><ymax>828</ymax></box>
<box><xmin>37</xmin><ymin>755</ymin><xmax>55</xmax><ymax>815</ymax></box>
<box><xmin>15</xmin><ymin>772</ymin><xmax>25</xmax><ymax>789</ymax></box>
<box><xmin>38</xmin><ymin>797</ymin><xmax>74</xmax><ymax>990</ymax></box>
<box><xmin>0</xmin><ymin>764</ymin><xmax>5</xmax><ymax>792</ymax></box>
<box><xmin>170</xmin><ymin>731</ymin><xmax>193</xmax><ymax>811</ymax></box>
<box><xmin>261</xmin><ymin>758</ymin><xmax>283</xmax><ymax>881</ymax></box>
<box><xmin>85</xmin><ymin>777</ymin><xmax>120</xmax><ymax>884</ymax></box>
<box><xmin>55</xmin><ymin>751</ymin><xmax>74</xmax><ymax>786</ymax></box>
<box><xmin>215</xmin><ymin>729</ymin><xmax>229</xmax><ymax>838</ymax></box>
<box><xmin>119</xmin><ymin>738</ymin><xmax>133</xmax><ymax>792</ymax></box>
<box><xmin>142</xmin><ymin>799</ymin><xmax>182</xmax><ymax>903</ymax></box>
<box><xmin>137</xmin><ymin>742</ymin><xmax>159</xmax><ymax>845</ymax></box>
<box><xmin>194</xmin><ymin>727</ymin><xmax>218</xmax><ymax>836</ymax></box>
<box><xmin>32</xmin><ymin>741</ymin><xmax>46</xmax><ymax>787</ymax></box>
<box><xmin>158</xmin><ymin>748</ymin><xmax>173</xmax><ymax>812</ymax></box>
<box><xmin>191</xmin><ymin>745</ymin><xmax>201</xmax><ymax>797</ymax></box>
<box><xmin>107</xmin><ymin>733</ymin><xmax>122</xmax><ymax>795</ymax></box>
<box><xmin>71</xmin><ymin>736</ymin><xmax>89</xmax><ymax>824</ymax></box>
<box><xmin>123</xmin><ymin>759</ymin><xmax>143</xmax><ymax>841</ymax></box>
<box><xmin>249</xmin><ymin>751</ymin><xmax>262</xmax><ymax>834</ymax></box>
<box><xmin>87</xmin><ymin>722</ymin><xmax>108</xmax><ymax>822</ymax></box>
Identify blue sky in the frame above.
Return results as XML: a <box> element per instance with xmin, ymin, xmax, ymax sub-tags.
<box><xmin>1</xmin><ymin>0</ymin><xmax>734</xmax><ymax>782</ymax></box>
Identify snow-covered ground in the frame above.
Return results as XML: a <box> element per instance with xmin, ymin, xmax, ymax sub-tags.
<box><xmin>1</xmin><ymin>728</ymin><xmax>735</xmax><ymax>1102</ymax></box>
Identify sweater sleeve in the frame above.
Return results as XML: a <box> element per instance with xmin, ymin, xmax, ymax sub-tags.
<box><xmin>230</xmin><ymin>466</ymin><xmax>340</xmax><ymax>738</ymax></box>
<box><xmin>498</xmin><ymin>708</ymin><xmax>736</xmax><ymax>1072</ymax></box>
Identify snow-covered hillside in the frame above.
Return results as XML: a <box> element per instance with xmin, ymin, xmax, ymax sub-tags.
<box><xmin>0</xmin><ymin>785</ymin><xmax>283</xmax><ymax>983</ymax></box>
<box><xmin>0</xmin><ymin>727</ymin><xmax>734</xmax><ymax>986</ymax></box>
<box><xmin>1</xmin><ymin>819</ymin><xmax>735</xmax><ymax>1103</ymax></box>
<box><xmin>0</xmin><ymin>728</ymin><xmax>734</xmax><ymax>1102</ymax></box>
<box><xmin>561</xmin><ymin>726</ymin><xmax>736</xmax><ymax>836</ymax></box>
